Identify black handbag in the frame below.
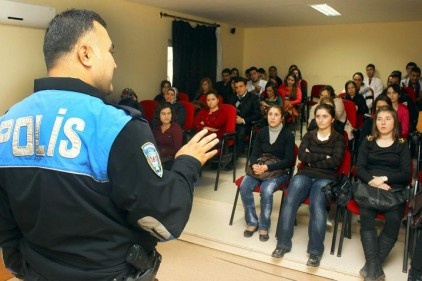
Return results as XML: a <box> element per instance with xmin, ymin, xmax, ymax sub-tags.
<box><xmin>352</xmin><ymin>182</ymin><xmax>406</xmax><ymax>212</ymax></box>
<box><xmin>245</xmin><ymin>153</ymin><xmax>286</xmax><ymax>181</ymax></box>
<box><xmin>321</xmin><ymin>173</ymin><xmax>352</xmax><ymax>207</ymax></box>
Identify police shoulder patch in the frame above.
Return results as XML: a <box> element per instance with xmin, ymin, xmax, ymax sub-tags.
<box><xmin>141</xmin><ymin>142</ymin><xmax>163</xmax><ymax>178</ymax></box>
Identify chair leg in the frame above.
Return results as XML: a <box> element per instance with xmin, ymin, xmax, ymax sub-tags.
<box><xmin>330</xmin><ymin>206</ymin><xmax>342</xmax><ymax>255</ymax></box>
<box><xmin>214</xmin><ymin>150</ymin><xmax>225</xmax><ymax>191</ymax></box>
<box><xmin>337</xmin><ymin>208</ymin><xmax>349</xmax><ymax>257</ymax></box>
<box><xmin>403</xmin><ymin>209</ymin><xmax>413</xmax><ymax>272</ymax></box>
<box><xmin>345</xmin><ymin>211</ymin><xmax>352</xmax><ymax>239</ymax></box>
<box><xmin>232</xmin><ymin>152</ymin><xmax>236</xmax><ymax>183</ymax></box>
<box><xmin>229</xmin><ymin>189</ymin><xmax>240</xmax><ymax>225</ymax></box>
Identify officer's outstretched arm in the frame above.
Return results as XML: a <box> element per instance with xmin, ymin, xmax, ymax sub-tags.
<box><xmin>175</xmin><ymin>129</ymin><xmax>218</xmax><ymax>165</ymax></box>
<box><xmin>109</xmin><ymin>122</ymin><xmax>219</xmax><ymax>242</ymax></box>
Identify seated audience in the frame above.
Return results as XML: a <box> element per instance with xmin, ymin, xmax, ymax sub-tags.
<box><xmin>193</xmin><ymin>92</ymin><xmax>227</xmax><ymax>141</ymax></box>
<box><xmin>163</xmin><ymin>87</ymin><xmax>186</xmax><ymax>127</ymax></box>
<box><xmin>401</xmin><ymin>62</ymin><xmax>418</xmax><ymax>83</ymax></box>
<box><xmin>278</xmin><ymin>73</ymin><xmax>302</xmax><ymax>121</ymax></box>
<box><xmin>272</xmin><ymin>104</ymin><xmax>345</xmax><ymax>267</ymax></box>
<box><xmin>118</xmin><ymin>88</ymin><xmax>144</xmax><ymax>114</ymax></box>
<box><xmin>258</xmin><ymin>67</ymin><xmax>267</xmax><ymax>81</ymax></box>
<box><xmin>247</xmin><ymin>66</ymin><xmax>267</xmax><ymax>96</ymax></box>
<box><xmin>287</xmin><ymin>64</ymin><xmax>298</xmax><ymax>74</ymax></box>
<box><xmin>151</xmin><ymin>102</ymin><xmax>183</xmax><ymax>170</ymax></box>
<box><xmin>154</xmin><ymin>80</ymin><xmax>171</xmax><ymax>103</ymax></box>
<box><xmin>307</xmin><ymin>96</ymin><xmax>344</xmax><ymax>134</ymax></box>
<box><xmin>308</xmin><ymin>85</ymin><xmax>346</xmax><ymax>125</ymax></box>
<box><xmin>344</xmin><ymin>80</ymin><xmax>369</xmax><ymax>128</ymax></box>
<box><xmin>240</xmin><ymin>105</ymin><xmax>295</xmax><ymax>242</ymax></box>
<box><xmin>291</xmin><ymin>67</ymin><xmax>307</xmax><ymax>102</ymax></box>
<box><xmin>230</xmin><ymin>67</ymin><xmax>240</xmax><ymax>78</ymax></box>
<box><xmin>386</xmin><ymin>84</ymin><xmax>409</xmax><ymax>138</ymax></box>
<box><xmin>356</xmin><ymin>105</ymin><xmax>410</xmax><ymax>281</ymax></box>
<box><xmin>360</xmin><ymin>95</ymin><xmax>392</xmax><ymax>144</ymax></box>
<box><xmin>382</xmin><ymin>72</ymin><xmax>418</xmax><ymax>133</ymax></box>
<box><xmin>403</xmin><ymin>66</ymin><xmax>422</xmax><ymax>110</ymax></box>
<box><xmin>260</xmin><ymin>82</ymin><xmax>283</xmax><ymax>118</ymax></box>
<box><xmin>215</xmin><ymin>68</ymin><xmax>232</xmax><ymax>102</ymax></box>
<box><xmin>353</xmin><ymin>72</ymin><xmax>374</xmax><ymax>111</ymax></box>
<box><xmin>364</xmin><ymin>64</ymin><xmax>384</xmax><ymax>100</ymax></box>
<box><xmin>268</xmin><ymin>65</ymin><xmax>283</xmax><ymax>87</ymax></box>
<box><xmin>229</xmin><ymin>77</ymin><xmax>261</xmax><ymax>158</ymax></box>
<box><xmin>193</xmin><ymin>77</ymin><xmax>215</xmax><ymax>109</ymax></box>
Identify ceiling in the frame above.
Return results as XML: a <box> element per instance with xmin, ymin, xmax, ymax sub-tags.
<box><xmin>129</xmin><ymin>0</ymin><xmax>422</xmax><ymax>28</ymax></box>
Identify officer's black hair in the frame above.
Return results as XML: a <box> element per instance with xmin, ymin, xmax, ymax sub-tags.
<box><xmin>44</xmin><ymin>9</ymin><xmax>107</xmax><ymax>70</ymax></box>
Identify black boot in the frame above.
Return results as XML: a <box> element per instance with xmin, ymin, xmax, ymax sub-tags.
<box><xmin>360</xmin><ymin>233</ymin><xmax>396</xmax><ymax>278</ymax></box>
<box><xmin>360</xmin><ymin>230</ymin><xmax>385</xmax><ymax>281</ymax></box>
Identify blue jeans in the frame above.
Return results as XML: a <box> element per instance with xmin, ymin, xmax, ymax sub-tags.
<box><xmin>240</xmin><ymin>174</ymin><xmax>289</xmax><ymax>231</ymax></box>
<box><xmin>276</xmin><ymin>174</ymin><xmax>332</xmax><ymax>256</ymax></box>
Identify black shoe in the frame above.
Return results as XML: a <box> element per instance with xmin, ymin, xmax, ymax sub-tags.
<box><xmin>307</xmin><ymin>254</ymin><xmax>322</xmax><ymax>267</ymax></box>
<box><xmin>259</xmin><ymin>233</ymin><xmax>269</xmax><ymax>242</ymax></box>
<box><xmin>243</xmin><ymin>227</ymin><xmax>258</xmax><ymax>237</ymax></box>
<box><xmin>271</xmin><ymin>247</ymin><xmax>290</xmax><ymax>258</ymax></box>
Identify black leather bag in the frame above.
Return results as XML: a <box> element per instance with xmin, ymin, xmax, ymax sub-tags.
<box><xmin>352</xmin><ymin>182</ymin><xmax>406</xmax><ymax>212</ymax></box>
<box><xmin>321</xmin><ymin>173</ymin><xmax>352</xmax><ymax>207</ymax></box>
<box><xmin>245</xmin><ymin>153</ymin><xmax>286</xmax><ymax>181</ymax></box>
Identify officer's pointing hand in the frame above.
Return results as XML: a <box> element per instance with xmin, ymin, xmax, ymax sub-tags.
<box><xmin>175</xmin><ymin>129</ymin><xmax>219</xmax><ymax>166</ymax></box>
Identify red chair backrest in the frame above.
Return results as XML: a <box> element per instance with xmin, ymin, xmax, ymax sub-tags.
<box><xmin>139</xmin><ymin>99</ymin><xmax>157</xmax><ymax>123</ymax></box>
<box><xmin>178</xmin><ymin>101</ymin><xmax>195</xmax><ymax>130</ymax></box>
<box><xmin>220</xmin><ymin>103</ymin><xmax>237</xmax><ymax>147</ymax></box>
<box><xmin>402</xmin><ymin>86</ymin><xmax>416</xmax><ymax>103</ymax></box>
<box><xmin>342</xmin><ymin>99</ymin><xmax>357</xmax><ymax>129</ymax></box>
<box><xmin>309</xmin><ymin>84</ymin><xmax>325</xmax><ymax>101</ymax></box>
<box><xmin>178</xmin><ymin>92</ymin><xmax>190</xmax><ymax>102</ymax></box>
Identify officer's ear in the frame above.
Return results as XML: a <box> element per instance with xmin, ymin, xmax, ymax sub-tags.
<box><xmin>77</xmin><ymin>43</ymin><xmax>94</xmax><ymax>67</ymax></box>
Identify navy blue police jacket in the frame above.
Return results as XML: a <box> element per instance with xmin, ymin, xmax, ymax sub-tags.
<box><xmin>0</xmin><ymin>77</ymin><xmax>201</xmax><ymax>281</ymax></box>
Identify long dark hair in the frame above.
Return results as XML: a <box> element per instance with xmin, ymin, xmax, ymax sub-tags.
<box><xmin>152</xmin><ymin>102</ymin><xmax>177</xmax><ymax>128</ymax></box>
<box><xmin>284</xmin><ymin>73</ymin><xmax>298</xmax><ymax>101</ymax></box>
<box><xmin>344</xmin><ymin>80</ymin><xmax>357</xmax><ymax>98</ymax></box>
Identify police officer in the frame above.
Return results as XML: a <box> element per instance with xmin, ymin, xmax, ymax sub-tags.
<box><xmin>0</xmin><ymin>9</ymin><xmax>218</xmax><ymax>281</ymax></box>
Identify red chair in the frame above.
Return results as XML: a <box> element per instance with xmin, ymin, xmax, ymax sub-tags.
<box><xmin>139</xmin><ymin>99</ymin><xmax>157</xmax><ymax>123</ymax></box>
<box><xmin>178</xmin><ymin>92</ymin><xmax>190</xmax><ymax>102</ymax></box>
<box><xmin>402</xmin><ymin>86</ymin><xmax>416</xmax><ymax>104</ymax></box>
<box><xmin>229</xmin><ymin>145</ymin><xmax>299</xmax><ymax>236</ymax></box>
<box><xmin>336</xmin><ymin>163</ymin><xmax>413</xmax><ymax>273</ymax></box>
<box><xmin>306</xmin><ymin>84</ymin><xmax>325</xmax><ymax>125</ymax></box>
<box><xmin>178</xmin><ymin>101</ymin><xmax>195</xmax><ymax>131</ymax></box>
<box><xmin>342</xmin><ymin>99</ymin><xmax>359</xmax><ymax>165</ymax></box>
<box><xmin>178</xmin><ymin>101</ymin><xmax>195</xmax><ymax>143</ymax></box>
<box><xmin>207</xmin><ymin>104</ymin><xmax>237</xmax><ymax>191</ymax></box>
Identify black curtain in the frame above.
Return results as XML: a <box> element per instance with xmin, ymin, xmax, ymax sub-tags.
<box><xmin>172</xmin><ymin>20</ymin><xmax>217</xmax><ymax>100</ymax></box>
